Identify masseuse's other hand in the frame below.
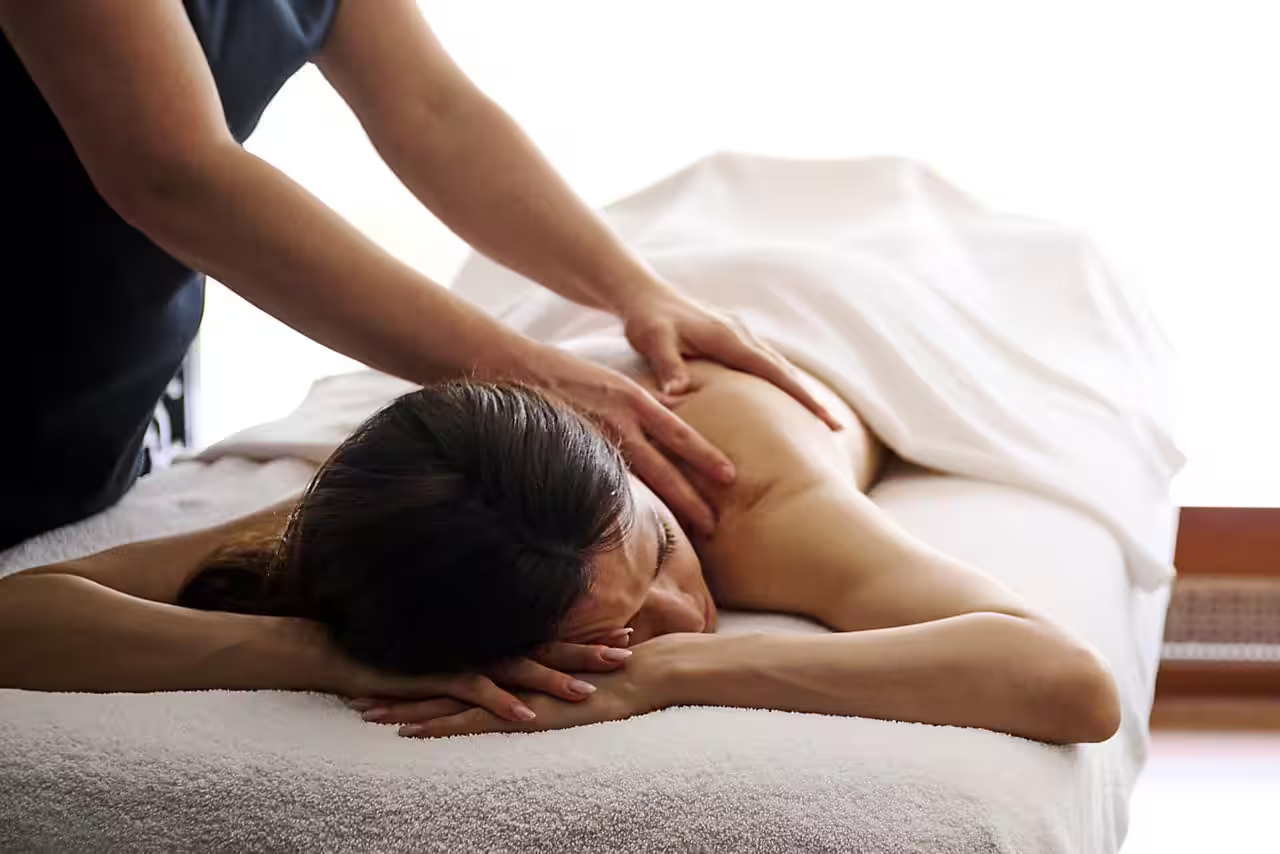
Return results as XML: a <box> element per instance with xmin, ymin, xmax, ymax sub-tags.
<box><xmin>534</xmin><ymin>346</ymin><xmax>733</xmax><ymax>534</ymax></box>
<box><xmin>344</xmin><ymin>632</ymin><xmax>633</xmax><ymax>725</ymax></box>
<box><xmin>621</xmin><ymin>283</ymin><xmax>842</xmax><ymax>431</ymax></box>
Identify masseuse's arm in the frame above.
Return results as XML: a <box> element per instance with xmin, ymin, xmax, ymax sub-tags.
<box><xmin>0</xmin><ymin>0</ymin><xmax>732</xmax><ymax>531</ymax></box>
<box><xmin>313</xmin><ymin>0</ymin><xmax>839</xmax><ymax>425</ymax></box>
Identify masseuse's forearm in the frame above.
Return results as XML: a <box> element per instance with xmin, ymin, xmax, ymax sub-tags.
<box><xmin>660</xmin><ymin>615</ymin><xmax>1122</xmax><ymax>744</ymax></box>
<box><xmin>364</xmin><ymin>87</ymin><xmax>663</xmax><ymax>314</ymax></box>
<box><xmin>112</xmin><ymin>141</ymin><xmax>545</xmax><ymax>384</ymax></box>
<box><xmin>0</xmin><ymin>573</ymin><xmax>332</xmax><ymax>692</ymax></box>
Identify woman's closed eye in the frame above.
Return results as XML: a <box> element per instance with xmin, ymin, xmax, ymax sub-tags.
<box><xmin>657</xmin><ymin>515</ymin><xmax>676</xmax><ymax>572</ymax></box>
<box><xmin>624</xmin><ymin>511</ymin><xmax>677</xmax><ymax>632</ymax></box>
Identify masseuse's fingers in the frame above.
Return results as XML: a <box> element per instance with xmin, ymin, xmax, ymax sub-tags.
<box><xmin>624</xmin><ymin>424</ymin><xmax>717</xmax><ymax>535</ymax></box>
<box><xmin>691</xmin><ymin>321</ymin><xmax>843</xmax><ymax>432</ymax></box>
<box><xmin>624</xmin><ymin>288</ymin><xmax>840</xmax><ymax>430</ymax></box>
<box><xmin>632</xmin><ymin>323</ymin><xmax>691</xmax><ymax>396</ymax></box>
<box><xmin>631</xmin><ymin>387</ymin><xmax>734</xmax><ymax>486</ymax></box>
<box><xmin>486</xmin><ymin>657</ymin><xmax>599</xmax><ymax>703</ymax></box>
<box><xmin>534</xmin><ymin>639</ymin><xmax>633</xmax><ymax>673</ymax></box>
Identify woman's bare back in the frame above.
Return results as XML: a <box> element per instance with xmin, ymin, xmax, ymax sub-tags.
<box><xmin>635</xmin><ymin>360</ymin><xmax>1033</xmax><ymax>632</ymax></box>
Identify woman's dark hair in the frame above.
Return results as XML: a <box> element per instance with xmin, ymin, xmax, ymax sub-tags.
<box><xmin>177</xmin><ymin>381</ymin><xmax>633</xmax><ymax>674</ymax></box>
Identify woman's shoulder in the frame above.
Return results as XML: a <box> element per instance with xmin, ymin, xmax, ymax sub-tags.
<box><xmin>635</xmin><ymin>360</ymin><xmax>869</xmax><ymax>513</ymax></box>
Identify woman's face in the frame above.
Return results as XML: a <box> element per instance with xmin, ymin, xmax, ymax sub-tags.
<box><xmin>558</xmin><ymin>476</ymin><xmax>717</xmax><ymax>645</ymax></box>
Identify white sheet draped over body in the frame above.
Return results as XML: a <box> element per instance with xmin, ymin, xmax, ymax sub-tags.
<box><xmin>454</xmin><ymin>153</ymin><xmax>1185</xmax><ymax>590</ymax></box>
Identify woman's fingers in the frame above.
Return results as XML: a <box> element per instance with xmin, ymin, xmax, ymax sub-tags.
<box><xmin>604</xmin><ymin>627</ymin><xmax>634</xmax><ymax>648</ymax></box>
<box><xmin>534</xmin><ymin>639</ymin><xmax>633</xmax><ymax>673</ymax></box>
<box><xmin>487</xmin><ymin>657</ymin><xmax>599</xmax><ymax>703</ymax></box>
<box><xmin>439</xmin><ymin>673</ymin><xmax>537</xmax><ymax>723</ymax></box>
<box><xmin>398</xmin><ymin>707</ymin><xmax>519</xmax><ymax>739</ymax></box>
<box><xmin>360</xmin><ymin>697</ymin><xmax>470</xmax><ymax>725</ymax></box>
<box><xmin>623</xmin><ymin>425</ymin><xmax>717</xmax><ymax>535</ymax></box>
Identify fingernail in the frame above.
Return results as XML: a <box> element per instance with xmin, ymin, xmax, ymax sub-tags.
<box><xmin>361</xmin><ymin>707</ymin><xmax>388</xmax><ymax>722</ymax></box>
<box><xmin>399</xmin><ymin>724</ymin><xmax>425</xmax><ymax>737</ymax></box>
<box><xmin>718</xmin><ymin>463</ymin><xmax>736</xmax><ymax>482</ymax></box>
<box><xmin>600</xmin><ymin>648</ymin><xmax>633</xmax><ymax>662</ymax></box>
<box><xmin>662</xmin><ymin>378</ymin><xmax>688</xmax><ymax>395</ymax></box>
<box><xmin>568</xmin><ymin>679</ymin><xmax>597</xmax><ymax>696</ymax></box>
<box><xmin>513</xmin><ymin>704</ymin><xmax>537</xmax><ymax>721</ymax></box>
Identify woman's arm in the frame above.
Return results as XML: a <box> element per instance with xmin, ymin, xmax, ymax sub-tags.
<box><xmin>0</xmin><ymin>572</ymin><xmax>335</xmax><ymax>692</ymax></box>
<box><xmin>0</xmin><ymin>571</ymin><xmax>606</xmax><ymax>721</ymax></box>
<box><xmin>379</xmin><ymin>611</ymin><xmax>1119</xmax><ymax>745</ymax></box>
<box><xmin>654</xmin><ymin>618</ymin><xmax>1121</xmax><ymax>744</ymax></box>
<box><xmin>381</xmin><ymin>612</ymin><xmax>1121</xmax><ymax>742</ymax></box>
<box><xmin>0</xmin><ymin>508</ymin><xmax>628</xmax><ymax>709</ymax></box>
<box><xmin>0</xmin><ymin>504</ymin><xmax>341</xmax><ymax>692</ymax></box>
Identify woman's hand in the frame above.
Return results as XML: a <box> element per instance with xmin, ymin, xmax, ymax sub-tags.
<box><xmin>364</xmin><ymin>663</ymin><xmax>650</xmax><ymax>738</ymax></box>
<box><xmin>339</xmin><ymin>633</ymin><xmax>634</xmax><ymax>725</ymax></box>
<box><xmin>620</xmin><ymin>283</ymin><xmax>842</xmax><ymax>431</ymax></box>
<box><xmin>359</xmin><ymin>633</ymin><xmax>700</xmax><ymax>738</ymax></box>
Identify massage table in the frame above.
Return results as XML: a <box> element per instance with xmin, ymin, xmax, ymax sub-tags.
<box><xmin>1</xmin><ymin>154</ymin><xmax>1180</xmax><ymax>852</ymax></box>
<box><xmin>0</xmin><ymin>444</ymin><xmax>1171</xmax><ymax>853</ymax></box>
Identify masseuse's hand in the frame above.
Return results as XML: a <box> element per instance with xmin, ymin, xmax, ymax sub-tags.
<box><xmin>621</xmin><ymin>283</ymin><xmax>842</xmax><ymax>430</ymax></box>
<box><xmin>343</xmin><ymin>632</ymin><xmax>634</xmax><ymax>725</ymax></box>
<box><xmin>534</xmin><ymin>346</ymin><xmax>734</xmax><ymax>535</ymax></box>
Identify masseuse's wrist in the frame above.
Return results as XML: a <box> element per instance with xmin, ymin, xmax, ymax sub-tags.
<box><xmin>602</xmin><ymin>272</ymin><xmax>680</xmax><ymax>320</ymax></box>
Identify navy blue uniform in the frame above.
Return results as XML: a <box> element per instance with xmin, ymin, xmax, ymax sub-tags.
<box><xmin>1</xmin><ymin>0</ymin><xmax>340</xmax><ymax>549</ymax></box>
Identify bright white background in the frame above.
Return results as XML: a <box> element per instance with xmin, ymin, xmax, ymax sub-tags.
<box><xmin>198</xmin><ymin>0</ymin><xmax>1280</xmax><ymax>507</ymax></box>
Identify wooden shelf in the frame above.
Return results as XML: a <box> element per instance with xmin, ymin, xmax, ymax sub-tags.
<box><xmin>1150</xmin><ymin>696</ymin><xmax>1280</xmax><ymax>731</ymax></box>
<box><xmin>1152</xmin><ymin>507</ymin><xmax>1280</xmax><ymax>729</ymax></box>
<box><xmin>1174</xmin><ymin>507</ymin><xmax>1280</xmax><ymax>577</ymax></box>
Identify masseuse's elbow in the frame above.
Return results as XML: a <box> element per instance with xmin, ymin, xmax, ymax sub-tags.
<box><xmin>94</xmin><ymin>137</ymin><xmax>240</xmax><ymax>236</ymax></box>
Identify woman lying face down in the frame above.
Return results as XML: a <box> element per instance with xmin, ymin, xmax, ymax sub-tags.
<box><xmin>180</xmin><ymin>382</ymin><xmax>714</xmax><ymax>672</ymax></box>
<box><xmin>175</xmin><ymin>366</ymin><xmax>1123</xmax><ymax>745</ymax></box>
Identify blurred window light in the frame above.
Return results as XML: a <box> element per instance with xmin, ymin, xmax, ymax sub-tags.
<box><xmin>197</xmin><ymin>0</ymin><xmax>1280</xmax><ymax>507</ymax></box>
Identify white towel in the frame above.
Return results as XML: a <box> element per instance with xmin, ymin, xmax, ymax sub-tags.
<box><xmin>453</xmin><ymin>153</ymin><xmax>1185</xmax><ymax>589</ymax></box>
